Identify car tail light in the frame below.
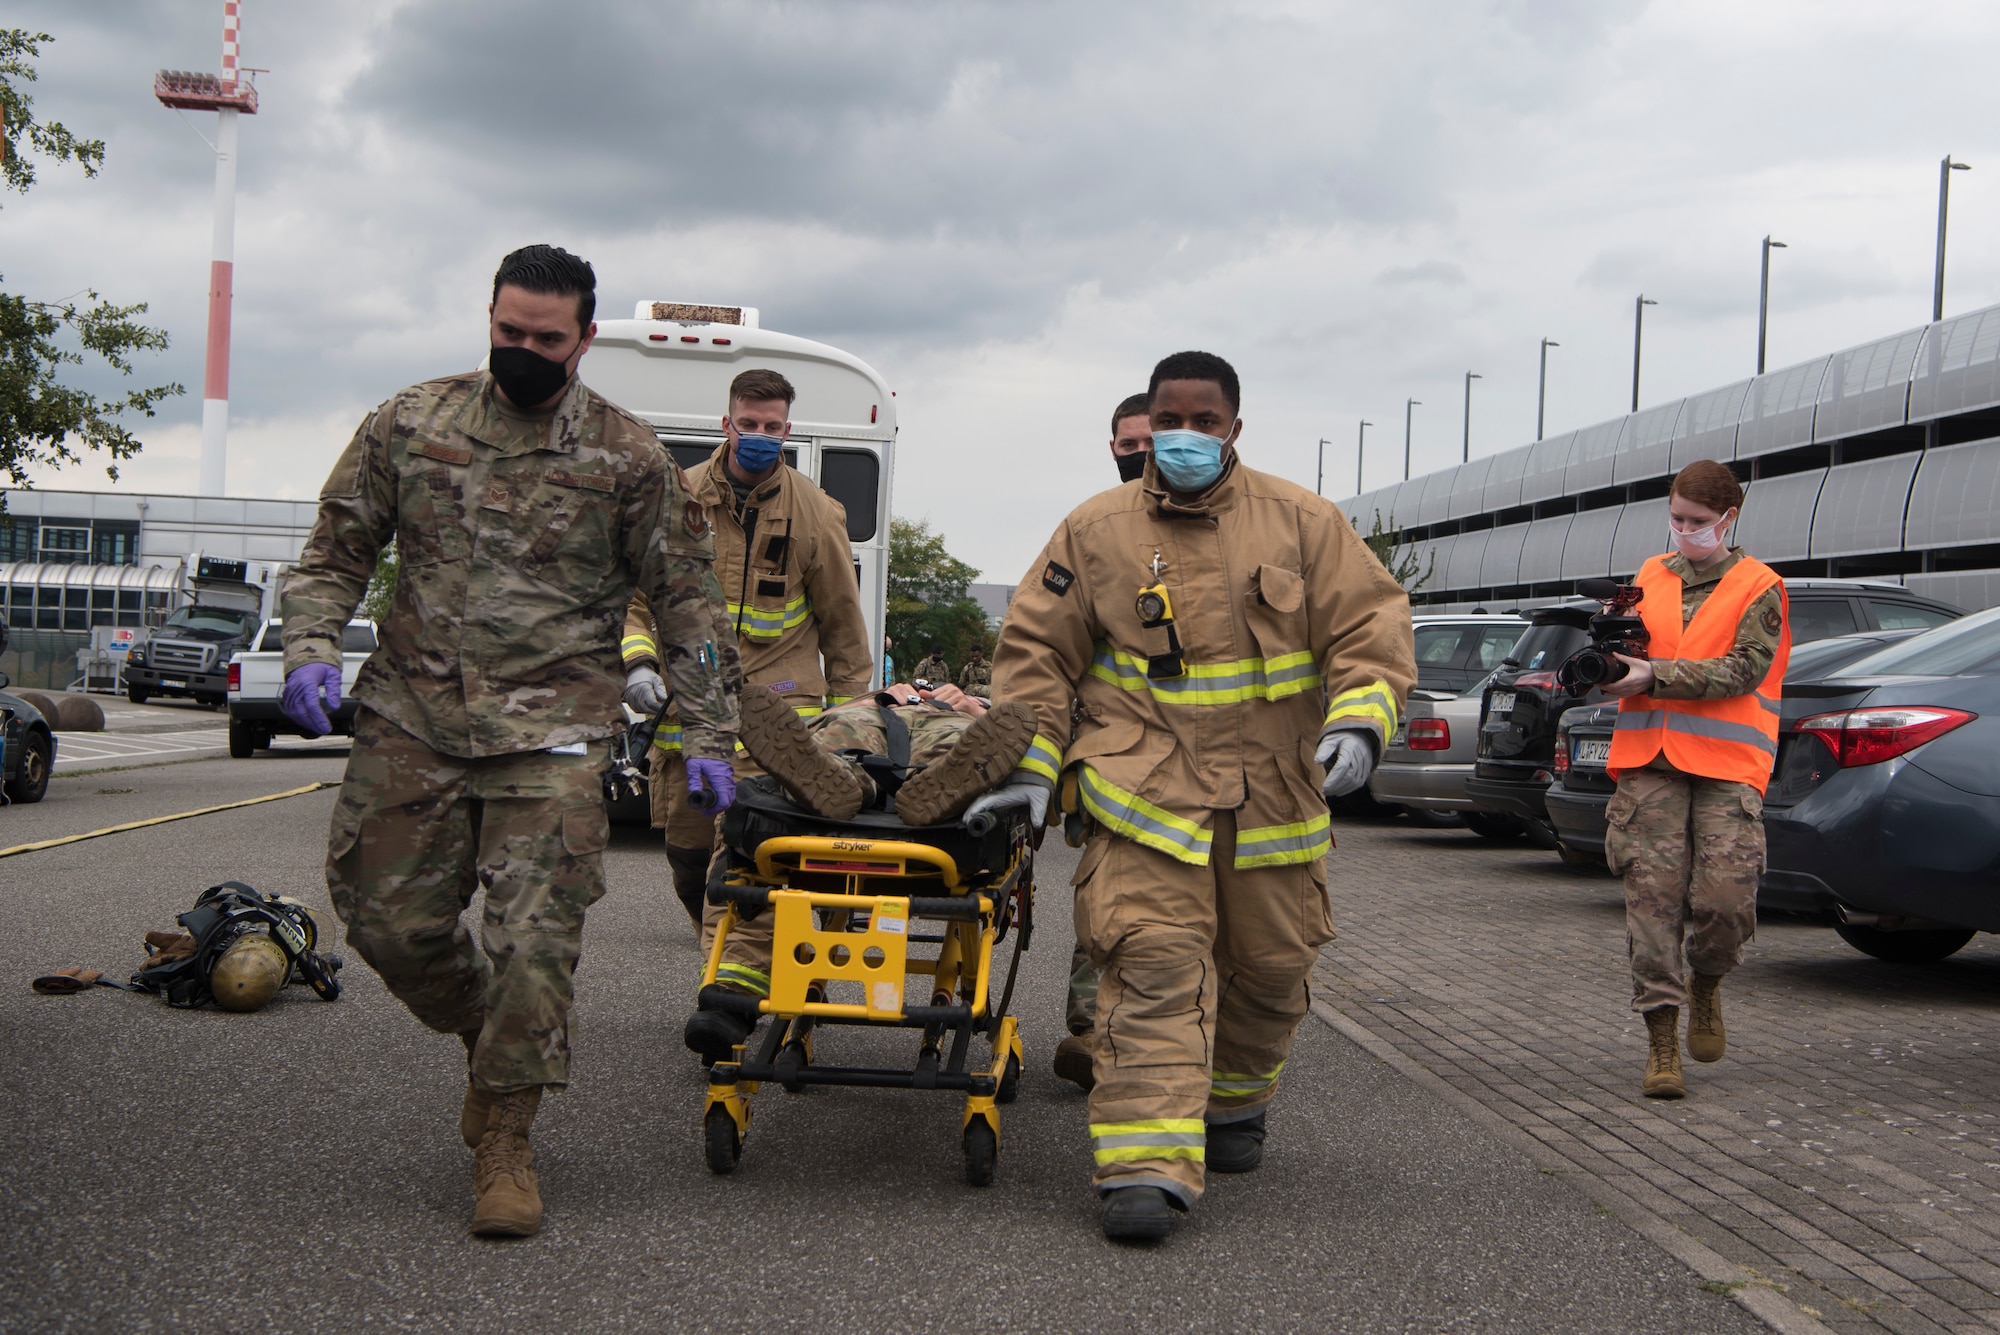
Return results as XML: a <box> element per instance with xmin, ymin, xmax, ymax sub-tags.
<box><xmin>1795</xmin><ymin>706</ymin><xmax>1976</xmax><ymax>768</ymax></box>
<box><xmin>227</xmin><ymin>662</ymin><xmax>241</xmax><ymax>693</ymax></box>
<box><xmin>1552</xmin><ymin>729</ymin><xmax>1570</xmax><ymax>778</ymax></box>
<box><xmin>1513</xmin><ymin>670</ymin><xmax>1557</xmax><ymax>690</ymax></box>
<box><xmin>1407</xmin><ymin>718</ymin><xmax>1450</xmax><ymax>751</ymax></box>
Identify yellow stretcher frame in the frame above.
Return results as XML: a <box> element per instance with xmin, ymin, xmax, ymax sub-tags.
<box><xmin>699</xmin><ymin>827</ymin><xmax>1032</xmax><ymax>1187</ymax></box>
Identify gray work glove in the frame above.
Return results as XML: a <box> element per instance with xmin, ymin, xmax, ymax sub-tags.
<box><xmin>962</xmin><ymin>780</ymin><xmax>1050</xmax><ymax>830</ymax></box>
<box><xmin>1315</xmin><ymin>729</ymin><xmax>1378</xmax><ymax>799</ymax></box>
<box><xmin>623</xmin><ymin>665</ymin><xmax>668</xmax><ymax>715</ymax></box>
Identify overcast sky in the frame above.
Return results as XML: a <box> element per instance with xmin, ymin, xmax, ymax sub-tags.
<box><xmin>8</xmin><ymin>0</ymin><xmax>1999</xmax><ymax>581</ymax></box>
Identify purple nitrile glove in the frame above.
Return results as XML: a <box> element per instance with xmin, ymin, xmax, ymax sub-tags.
<box><xmin>281</xmin><ymin>662</ymin><xmax>342</xmax><ymax>737</ymax></box>
<box><xmin>686</xmin><ymin>757</ymin><xmax>736</xmax><ymax>813</ymax></box>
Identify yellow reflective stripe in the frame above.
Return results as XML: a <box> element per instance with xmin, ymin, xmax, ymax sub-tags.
<box><xmin>1079</xmin><ymin>765</ymin><xmax>1211</xmax><ymax>866</ymax></box>
<box><xmin>726</xmin><ymin>593</ymin><xmax>812</xmax><ymax>640</ymax></box>
<box><xmin>620</xmin><ymin>632</ymin><xmax>658</xmax><ymax>663</ymax></box>
<box><xmin>717</xmin><ymin>963</ymin><xmax>770</xmax><ymax>997</ymax></box>
<box><xmin>1324</xmin><ymin>680</ymin><xmax>1399</xmax><ymax>739</ymax></box>
<box><xmin>1233</xmin><ymin>813</ymin><xmax>1332</xmax><ymax>868</ymax></box>
<box><xmin>1210</xmin><ymin>1063</ymin><xmax>1285</xmax><ymax>1097</ymax></box>
<box><xmin>650</xmin><ymin>726</ymin><xmax>684</xmax><ymax>753</ymax></box>
<box><xmin>1014</xmin><ymin>733</ymin><xmax>1062</xmax><ymax>784</ymax></box>
<box><xmin>827</xmin><ymin>695</ymin><xmax>854</xmax><ymax>707</ymax></box>
<box><xmin>1087</xmin><ymin>644</ymin><xmax>1322</xmax><ymax>705</ymax></box>
<box><xmin>1090</xmin><ymin>1117</ymin><xmax>1206</xmax><ymax>1165</ymax></box>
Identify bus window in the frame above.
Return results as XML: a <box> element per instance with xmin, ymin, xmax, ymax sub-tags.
<box><xmin>665</xmin><ymin>443</ymin><xmax>714</xmax><ymax>473</ymax></box>
<box><xmin>819</xmin><ymin>448</ymin><xmax>880</xmax><ymax>543</ymax></box>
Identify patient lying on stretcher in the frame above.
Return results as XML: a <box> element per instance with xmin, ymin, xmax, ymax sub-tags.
<box><xmin>735</xmin><ymin>680</ymin><xmax>1037</xmax><ymax>828</ymax></box>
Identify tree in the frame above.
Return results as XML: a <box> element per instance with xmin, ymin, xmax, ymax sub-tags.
<box><xmin>0</xmin><ymin>30</ymin><xmax>181</xmax><ymax>491</ymax></box>
<box><xmin>1363</xmin><ymin>509</ymin><xmax>1432</xmax><ymax>593</ymax></box>
<box><xmin>360</xmin><ymin>540</ymin><xmax>399</xmax><ymax>622</ymax></box>
<box><xmin>887</xmin><ymin>517</ymin><xmax>990</xmax><ymax>669</ymax></box>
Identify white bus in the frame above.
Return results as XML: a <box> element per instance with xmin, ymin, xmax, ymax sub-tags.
<box><xmin>585</xmin><ymin>302</ymin><xmax>895</xmax><ymax>685</ymax></box>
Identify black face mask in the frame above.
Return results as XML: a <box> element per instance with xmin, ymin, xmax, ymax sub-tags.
<box><xmin>1115</xmin><ymin>451</ymin><xmax>1150</xmax><ymax>483</ymax></box>
<box><xmin>490</xmin><ymin>344</ymin><xmax>573</xmax><ymax>408</ymax></box>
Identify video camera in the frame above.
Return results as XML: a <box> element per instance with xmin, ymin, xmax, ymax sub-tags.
<box><xmin>1554</xmin><ymin>577</ymin><xmax>1651</xmax><ymax>697</ymax></box>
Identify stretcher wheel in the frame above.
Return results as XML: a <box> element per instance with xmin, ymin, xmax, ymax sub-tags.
<box><xmin>996</xmin><ymin>1054</ymin><xmax>1022</xmax><ymax>1105</ymax></box>
<box><xmin>963</xmin><ymin>1116</ymin><xmax>997</xmax><ymax>1188</ymax></box>
<box><xmin>704</xmin><ymin>1105</ymin><xmax>742</xmax><ymax>1176</ymax></box>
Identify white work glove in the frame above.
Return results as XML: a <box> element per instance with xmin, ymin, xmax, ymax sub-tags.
<box><xmin>623</xmin><ymin>665</ymin><xmax>668</xmax><ymax>715</ymax></box>
<box><xmin>962</xmin><ymin>780</ymin><xmax>1050</xmax><ymax>829</ymax></box>
<box><xmin>1316</xmin><ymin>729</ymin><xmax>1378</xmax><ymax>799</ymax></box>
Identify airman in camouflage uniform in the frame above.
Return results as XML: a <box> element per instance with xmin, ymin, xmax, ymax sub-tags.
<box><xmin>913</xmin><ymin>648</ymin><xmax>951</xmax><ymax>685</ymax></box>
<box><xmin>956</xmin><ymin>645</ymin><xmax>993</xmax><ymax>697</ymax></box>
<box><xmin>281</xmin><ymin>244</ymin><xmax>739</xmax><ymax>1237</ymax></box>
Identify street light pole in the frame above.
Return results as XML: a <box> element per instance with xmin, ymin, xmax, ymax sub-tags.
<box><xmin>1462</xmin><ymin>371</ymin><xmax>1482</xmax><ymax>462</ymax></box>
<box><xmin>1632</xmin><ymin>295</ymin><xmax>1657</xmax><ymax>412</ymax></box>
<box><xmin>1537</xmin><ymin>338</ymin><xmax>1558</xmax><ymax>441</ymax></box>
<box><xmin>1356</xmin><ymin>419</ymin><xmax>1370</xmax><ymax>496</ymax></box>
<box><xmin>1316</xmin><ymin>437</ymin><xmax>1330</xmax><ymax>495</ymax></box>
<box><xmin>1404</xmin><ymin>399</ymin><xmax>1420</xmax><ymax>480</ymax></box>
<box><xmin>1757</xmin><ymin>236</ymin><xmax>1787</xmax><ymax>374</ymax></box>
<box><xmin>1936</xmin><ymin>155</ymin><xmax>1972</xmax><ymax>322</ymax></box>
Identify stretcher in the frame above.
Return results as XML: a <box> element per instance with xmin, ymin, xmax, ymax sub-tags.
<box><xmin>698</xmin><ymin>776</ymin><xmax>1035</xmax><ymax>1186</ymax></box>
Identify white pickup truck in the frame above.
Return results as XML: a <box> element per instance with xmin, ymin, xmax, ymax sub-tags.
<box><xmin>226</xmin><ymin>619</ymin><xmax>377</xmax><ymax>758</ymax></box>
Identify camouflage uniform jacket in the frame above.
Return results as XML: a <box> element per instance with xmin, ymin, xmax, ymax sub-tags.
<box><xmin>623</xmin><ymin>447</ymin><xmax>872</xmax><ymax>717</ymax></box>
<box><xmin>913</xmin><ymin>654</ymin><xmax>951</xmax><ymax>685</ymax></box>
<box><xmin>282</xmin><ymin>371</ymin><xmax>740</xmax><ymax>761</ymax></box>
<box><xmin>1645</xmin><ymin>549</ymin><xmax>1783</xmax><ymax>699</ymax></box>
<box><xmin>957</xmin><ymin>659</ymin><xmax>993</xmax><ymax>694</ymax></box>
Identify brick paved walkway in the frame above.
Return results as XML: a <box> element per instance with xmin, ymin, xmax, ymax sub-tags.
<box><xmin>1316</xmin><ymin>816</ymin><xmax>2000</xmax><ymax>1335</ymax></box>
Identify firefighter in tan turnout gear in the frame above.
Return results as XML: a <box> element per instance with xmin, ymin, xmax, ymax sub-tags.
<box><xmin>981</xmin><ymin>351</ymin><xmax>1415</xmax><ymax>1242</ymax></box>
<box><xmin>616</xmin><ymin>368</ymin><xmax>875</xmax><ymax>1060</ymax></box>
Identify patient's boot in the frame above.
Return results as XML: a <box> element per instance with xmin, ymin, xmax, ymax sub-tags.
<box><xmin>736</xmin><ymin>686</ymin><xmax>866</xmax><ymax>819</ymax></box>
<box><xmin>896</xmin><ymin>702</ymin><xmax>1038</xmax><ymax>827</ymax></box>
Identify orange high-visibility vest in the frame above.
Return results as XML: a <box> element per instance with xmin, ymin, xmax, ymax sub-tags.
<box><xmin>1605</xmin><ymin>554</ymin><xmax>1791</xmax><ymax>793</ymax></box>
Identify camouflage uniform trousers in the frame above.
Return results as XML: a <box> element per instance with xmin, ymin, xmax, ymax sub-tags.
<box><xmin>700</xmin><ymin>703</ymin><xmax>976</xmax><ymax>999</ymax></box>
<box><xmin>327</xmin><ymin>708</ymin><xmax>610</xmax><ymax>1095</ymax></box>
<box><xmin>1604</xmin><ymin>764</ymin><xmax>1764</xmax><ymax>1013</ymax></box>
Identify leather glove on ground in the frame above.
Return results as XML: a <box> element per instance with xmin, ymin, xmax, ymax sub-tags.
<box><xmin>686</xmin><ymin>757</ymin><xmax>736</xmax><ymax>813</ymax></box>
<box><xmin>962</xmin><ymin>780</ymin><xmax>1050</xmax><ymax>830</ymax></box>
<box><xmin>281</xmin><ymin>663</ymin><xmax>342</xmax><ymax>737</ymax></box>
<box><xmin>623</xmin><ymin>665</ymin><xmax>668</xmax><ymax>715</ymax></box>
<box><xmin>1316</xmin><ymin>729</ymin><xmax>1378</xmax><ymax>799</ymax></box>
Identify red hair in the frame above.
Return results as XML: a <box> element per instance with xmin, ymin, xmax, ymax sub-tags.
<box><xmin>1671</xmin><ymin>460</ymin><xmax>1744</xmax><ymax>515</ymax></box>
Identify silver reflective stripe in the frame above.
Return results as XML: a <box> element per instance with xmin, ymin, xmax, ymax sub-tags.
<box><xmin>1755</xmin><ymin>693</ymin><xmax>1781</xmax><ymax>715</ymax></box>
<box><xmin>1090</xmin><ymin>1131</ymin><xmax>1207</xmax><ymax>1150</ymax></box>
<box><xmin>1615</xmin><ymin>709</ymin><xmax>1775</xmax><ymax>755</ymax></box>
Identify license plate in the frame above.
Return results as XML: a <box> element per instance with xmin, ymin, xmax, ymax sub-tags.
<box><xmin>1573</xmin><ymin>737</ymin><xmax>1612</xmax><ymax>766</ymax></box>
<box><xmin>160</xmin><ymin>678</ymin><xmax>187</xmax><ymax>689</ymax></box>
<box><xmin>1489</xmin><ymin>691</ymin><xmax>1515</xmax><ymax>715</ymax></box>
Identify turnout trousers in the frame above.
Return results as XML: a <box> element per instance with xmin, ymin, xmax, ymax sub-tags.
<box><xmin>326</xmin><ymin>708</ymin><xmax>611</xmax><ymax>1095</ymax></box>
<box><xmin>651</xmin><ymin>751</ymin><xmax>722</xmax><ymax>926</ymax></box>
<box><xmin>1075</xmin><ymin>809</ymin><xmax>1335</xmax><ymax>1207</ymax></box>
<box><xmin>1605</xmin><ymin>765</ymin><xmax>1763</xmax><ymax>1013</ymax></box>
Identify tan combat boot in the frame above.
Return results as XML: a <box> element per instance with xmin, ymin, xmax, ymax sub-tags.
<box><xmin>1687</xmin><ymin>973</ymin><xmax>1726</xmax><ymax>1063</ymax></box>
<box><xmin>460</xmin><ymin>1029</ymin><xmax>491</xmax><ymax>1149</ymax></box>
<box><xmin>896</xmin><ymin>702</ymin><xmax>1037</xmax><ymax>827</ymax></box>
<box><xmin>471</xmin><ymin>1086</ymin><xmax>544</xmax><ymax>1237</ymax></box>
<box><xmin>1052</xmin><ymin>1032</ymin><xmax>1096</xmax><ymax>1092</ymax></box>
<box><xmin>1643</xmin><ymin>1006</ymin><xmax>1685</xmax><ymax>1099</ymax></box>
<box><xmin>736</xmin><ymin>686</ymin><xmax>866</xmax><ymax>819</ymax></box>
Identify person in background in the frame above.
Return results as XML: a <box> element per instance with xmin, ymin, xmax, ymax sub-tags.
<box><xmin>957</xmin><ymin>643</ymin><xmax>993</xmax><ymax>698</ymax></box>
<box><xmin>1107</xmin><ymin>390</ymin><xmax>1154</xmax><ymax>483</ymax></box>
<box><xmin>914</xmin><ymin>642</ymin><xmax>951</xmax><ymax>685</ymax></box>
<box><xmin>881</xmin><ymin>635</ymin><xmax>896</xmax><ymax>690</ymax></box>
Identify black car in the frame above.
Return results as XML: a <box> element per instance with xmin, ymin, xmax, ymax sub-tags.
<box><xmin>1764</xmin><ymin>609</ymin><xmax>2000</xmax><ymax>962</ymax></box>
<box><xmin>1544</xmin><ymin>628</ymin><xmax>1929</xmax><ymax>865</ymax></box>
<box><xmin>1468</xmin><ymin>581</ymin><xmax>1964</xmax><ymax>847</ymax></box>
<box><xmin>0</xmin><ymin>676</ymin><xmax>56</xmax><ymax>804</ymax></box>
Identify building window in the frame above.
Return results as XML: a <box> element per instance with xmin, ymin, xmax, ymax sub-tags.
<box><xmin>0</xmin><ymin>517</ymin><xmax>31</xmax><ymax>563</ymax></box>
<box><xmin>94</xmin><ymin>521</ymin><xmax>140</xmax><ymax>565</ymax></box>
<box><xmin>37</xmin><ymin>525</ymin><xmax>90</xmax><ymax>563</ymax></box>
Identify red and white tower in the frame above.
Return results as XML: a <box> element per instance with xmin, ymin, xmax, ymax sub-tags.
<box><xmin>155</xmin><ymin>1</ymin><xmax>259</xmax><ymax>498</ymax></box>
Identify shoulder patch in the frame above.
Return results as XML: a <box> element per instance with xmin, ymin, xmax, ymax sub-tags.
<box><xmin>685</xmin><ymin>500</ymin><xmax>709</xmax><ymax>539</ymax></box>
<box><xmin>1761</xmin><ymin>605</ymin><xmax>1782</xmax><ymax>635</ymax></box>
<box><xmin>1042</xmin><ymin>560</ymin><xmax>1075</xmax><ymax>597</ymax></box>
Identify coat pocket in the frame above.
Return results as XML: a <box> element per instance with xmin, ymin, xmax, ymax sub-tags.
<box><xmin>1246</xmin><ymin>564</ymin><xmax>1313</xmax><ymax>696</ymax></box>
<box><xmin>1602</xmin><ymin>785</ymin><xmax>1639</xmax><ymax>876</ymax></box>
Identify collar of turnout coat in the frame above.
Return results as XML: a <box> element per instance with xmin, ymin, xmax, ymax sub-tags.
<box><xmin>1139</xmin><ymin>448</ymin><xmax>1244</xmax><ymax>518</ymax></box>
<box><xmin>452</xmin><ymin>373</ymin><xmax>594</xmax><ymax>459</ymax></box>
<box><xmin>691</xmin><ymin>441</ymin><xmax>789</xmax><ymax>516</ymax></box>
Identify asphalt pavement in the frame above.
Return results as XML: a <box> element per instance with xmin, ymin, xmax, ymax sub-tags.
<box><xmin>1</xmin><ymin>747</ymin><xmax>1761</xmax><ymax>1334</ymax></box>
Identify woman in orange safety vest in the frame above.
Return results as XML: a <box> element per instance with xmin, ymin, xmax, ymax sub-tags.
<box><xmin>1600</xmin><ymin>460</ymin><xmax>1790</xmax><ymax>1100</ymax></box>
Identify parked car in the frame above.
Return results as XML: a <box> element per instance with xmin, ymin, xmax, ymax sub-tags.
<box><xmin>0</xmin><ymin>674</ymin><xmax>56</xmax><ymax>804</ymax></box>
<box><xmin>1368</xmin><ymin>687</ymin><xmax>1486</xmax><ymax>827</ymax></box>
<box><xmin>225</xmin><ymin>619</ymin><xmax>377</xmax><ymax>757</ymax></box>
<box><xmin>1412</xmin><ymin>614</ymin><xmax>1528</xmax><ymax>694</ymax></box>
<box><xmin>1468</xmin><ymin>580</ymin><xmax>1966</xmax><ymax>847</ymax></box>
<box><xmin>1763</xmin><ymin>608</ymin><xmax>2000</xmax><ymax>962</ymax></box>
<box><xmin>1545</xmin><ymin>627</ymin><xmax>1930</xmax><ymax>866</ymax></box>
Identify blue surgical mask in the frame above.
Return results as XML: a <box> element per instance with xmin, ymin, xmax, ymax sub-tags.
<box><xmin>1151</xmin><ymin>429</ymin><xmax>1228</xmax><ymax>492</ymax></box>
<box><xmin>733</xmin><ymin>432</ymin><xmax>784</xmax><ymax>474</ymax></box>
